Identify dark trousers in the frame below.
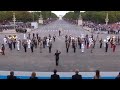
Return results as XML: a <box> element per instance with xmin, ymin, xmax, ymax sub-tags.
<box><xmin>13</xmin><ymin>42</ymin><xmax>16</xmax><ymax>49</ymax></box>
<box><xmin>100</xmin><ymin>43</ymin><xmax>102</xmax><ymax>48</ymax></box>
<box><xmin>24</xmin><ymin>46</ymin><xmax>27</xmax><ymax>52</ymax></box>
<box><xmin>31</xmin><ymin>47</ymin><xmax>33</xmax><ymax>53</ymax></box>
<box><xmin>49</xmin><ymin>47</ymin><xmax>51</xmax><ymax>53</ymax></box>
<box><xmin>56</xmin><ymin>59</ymin><xmax>59</xmax><ymax>66</ymax></box>
<box><xmin>85</xmin><ymin>40</ymin><xmax>86</xmax><ymax>45</ymax></box>
<box><xmin>53</xmin><ymin>38</ymin><xmax>55</xmax><ymax>42</ymax></box>
<box><xmin>105</xmin><ymin>47</ymin><xmax>108</xmax><ymax>52</ymax></box>
<box><xmin>79</xmin><ymin>43</ymin><xmax>81</xmax><ymax>49</ymax></box>
<box><xmin>93</xmin><ymin>44</ymin><xmax>95</xmax><ymax>48</ymax></box>
<box><xmin>9</xmin><ymin>43</ymin><xmax>12</xmax><ymax>50</ymax></box>
<box><xmin>43</xmin><ymin>43</ymin><xmax>45</xmax><ymax>48</ymax></box>
<box><xmin>73</xmin><ymin>47</ymin><xmax>76</xmax><ymax>53</ymax></box>
<box><xmin>66</xmin><ymin>48</ymin><xmax>69</xmax><ymax>53</ymax></box>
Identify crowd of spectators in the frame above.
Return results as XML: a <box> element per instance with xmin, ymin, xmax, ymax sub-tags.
<box><xmin>5</xmin><ymin>69</ymin><xmax>120</xmax><ymax>79</ymax></box>
<box><xmin>83</xmin><ymin>21</ymin><xmax>120</xmax><ymax>34</ymax></box>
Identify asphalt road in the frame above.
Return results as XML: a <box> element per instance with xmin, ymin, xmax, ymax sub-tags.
<box><xmin>0</xmin><ymin>20</ymin><xmax>120</xmax><ymax>72</ymax></box>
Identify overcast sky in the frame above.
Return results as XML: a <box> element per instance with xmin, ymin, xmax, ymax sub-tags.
<box><xmin>51</xmin><ymin>11</ymin><xmax>71</xmax><ymax>16</ymax></box>
<box><xmin>52</xmin><ymin>11</ymin><xmax>85</xmax><ymax>17</ymax></box>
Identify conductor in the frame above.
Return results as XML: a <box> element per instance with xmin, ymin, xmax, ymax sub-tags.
<box><xmin>54</xmin><ymin>50</ymin><xmax>61</xmax><ymax>66</ymax></box>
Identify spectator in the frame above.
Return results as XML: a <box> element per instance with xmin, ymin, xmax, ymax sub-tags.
<box><xmin>115</xmin><ymin>72</ymin><xmax>120</xmax><ymax>79</ymax></box>
<box><xmin>7</xmin><ymin>71</ymin><xmax>17</xmax><ymax>79</ymax></box>
<box><xmin>93</xmin><ymin>70</ymin><xmax>101</xmax><ymax>79</ymax></box>
<box><xmin>72</xmin><ymin>69</ymin><xmax>82</xmax><ymax>79</ymax></box>
<box><xmin>29</xmin><ymin>72</ymin><xmax>38</xmax><ymax>79</ymax></box>
<box><xmin>51</xmin><ymin>69</ymin><xmax>60</xmax><ymax>79</ymax></box>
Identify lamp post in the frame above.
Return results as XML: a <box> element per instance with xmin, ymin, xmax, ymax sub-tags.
<box><xmin>105</xmin><ymin>12</ymin><xmax>109</xmax><ymax>25</ymax></box>
<box><xmin>13</xmin><ymin>12</ymin><xmax>16</xmax><ymax>30</ymax></box>
<box><xmin>33</xmin><ymin>12</ymin><xmax>34</xmax><ymax>22</ymax></box>
<box><xmin>78</xmin><ymin>11</ymin><xmax>83</xmax><ymax>26</ymax></box>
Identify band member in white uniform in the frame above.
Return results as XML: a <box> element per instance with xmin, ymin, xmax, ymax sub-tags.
<box><xmin>46</xmin><ymin>38</ymin><xmax>49</xmax><ymax>47</ymax></box>
<box><xmin>81</xmin><ymin>42</ymin><xmax>85</xmax><ymax>53</ymax></box>
<box><xmin>3</xmin><ymin>37</ymin><xmax>7</xmax><ymax>45</ymax></box>
<box><xmin>27</xmin><ymin>39</ymin><xmax>31</xmax><ymax>49</ymax></box>
<box><xmin>17</xmin><ymin>39</ymin><xmax>20</xmax><ymax>51</ymax></box>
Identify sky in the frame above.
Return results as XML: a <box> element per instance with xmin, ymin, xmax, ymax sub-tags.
<box><xmin>51</xmin><ymin>11</ymin><xmax>71</xmax><ymax>17</ymax></box>
<box><xmin>29</xmin><ymin>11</ymin><xmax>85</xmax><ymax>17</ymax></box>
<box><xmin>51</xmin><ymin>11</ymin><xmax>85</xmax><ymax>17</ymax></box>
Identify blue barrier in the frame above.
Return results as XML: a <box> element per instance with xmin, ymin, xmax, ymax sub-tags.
<box><xmin>0</xmin><ymin>75</ymin><xmax>116</xmax><ymax>79</ymax></box>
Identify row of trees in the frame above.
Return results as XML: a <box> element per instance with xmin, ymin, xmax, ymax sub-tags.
<box><xmin>63</xmin><ymin>11</ymin><xmax>120</xmax><ymax>24</ymax></box>
<box><xmin>0</xmin><ymin>11</ymin><xmax>58</xmax><ymax>23</ymax></box>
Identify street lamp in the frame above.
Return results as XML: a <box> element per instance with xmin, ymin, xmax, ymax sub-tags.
<box><xmin>105</xmin><ymin>12</ymin><xmax>109</xmax><ymax>25</ymax></box>
<box><xmin>78</xmin><ymin>11</ymin><xmax>83</xmax><ymax>26</ymax></box>
<box><xmin>13</xmin><ymin>12</ymin><xmax>16</xmax><ymax>30</ymax></box>
<box><xmin>33</xmin><ymin>12</ymin><xmax>34</xmax><ymax>22</ymax></box>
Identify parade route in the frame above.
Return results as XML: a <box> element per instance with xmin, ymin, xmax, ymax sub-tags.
<box><xmin>0</xmin><ymin>20</ymin><xmax>120</xmax><ymax>72</ymax></box>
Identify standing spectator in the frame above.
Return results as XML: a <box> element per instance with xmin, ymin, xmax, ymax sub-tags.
<box><xmin>72</xmin><ymin>69</ymin><xmax>82</xmax><ymax>79</ymax></box>
<box><xmin>93</xmin><ymin>70</ymin><xmax>101</xmax><ymax>79</ymax></box>
<box><xmin>115</xmin><ymin>72</ymin><xmax>120</xmax><ymax>79</ymax></box>
<box><xmin>54</xmin><ymin>50</ymin><xmax>61</xmax><ymax>66</ymax></box>
<box><xmin>29</xmin><ymin>72</ymin><xmax>38</xmax><ymax>79</ymax></box>
<box><xmin>7</xmin><ymin>71</ymin><xmax>17</xmax><ymax>79</ymax></box>
<box><xmin>51</xmin><ymin>69</ymin><xmax>60</xmax><ymax>79</ymax></box>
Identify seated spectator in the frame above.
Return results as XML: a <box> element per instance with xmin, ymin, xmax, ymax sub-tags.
<box><xmin>115</xmin><ymin>72</ymin><xmax>120</xmax><ymax>79</ymax></box>
<box><xmin>93</xmin><ymin>70</ymin><xmax>101</xmax><ymax>79</ymax></box>
<box><xmin>29</xmin><ymin>72</ymin><xmax>38</xmax><ymax>79</ymax></box>
<box><xmin>7</xmin><ymin>71</ymin><xmax>17</xmax><ymax>79</ymax></box>
<box><xmin>72</xmin><ymin>69</ymin><xmax>82</xmax><ymax>79</ymax></box>
<box><xmin>51</xmin><ymin>69</ymin><xmax>60</xmax><ymax>79</ymax></box>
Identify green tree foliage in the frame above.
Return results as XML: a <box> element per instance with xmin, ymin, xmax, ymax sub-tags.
<box><xmin>64</xmin><ymin>11</ymin><xmax>120</xmax><ymax>24</ymax></box>
<box><xmin>63</xmin><ymin>12</ymin><xmax>74</xmax><ymax>20</ymax></box>
<box><xmin>0</xmin><ymin>11</ymin><xmax>58</xmax><ymax>23</ymax></box>
<box><xmin>41</xmin><ymin>11</ymin><xmax>58</xmax><ymax>20</ymax></box>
